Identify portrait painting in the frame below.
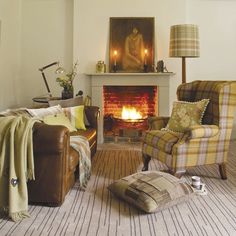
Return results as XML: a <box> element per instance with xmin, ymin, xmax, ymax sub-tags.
<box><xmin>109</xmin><ymin>17</ymin><xmax>155</xmax><ymax>73</ymax></box>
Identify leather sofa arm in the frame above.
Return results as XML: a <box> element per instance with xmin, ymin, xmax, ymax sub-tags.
<box><xmin>84</xmin><ymin>106</ymin><xmax>99</xmax><ymax>129</ymax></box>
<box><xmin>33</xmin><ymin>122</ymin><xmax>70</xmax><ymax>155</ymax></box>
<box><xmin>29</xmin><ymin>122</ymin><xmax>71</xmax><ymax>206</ymax></box>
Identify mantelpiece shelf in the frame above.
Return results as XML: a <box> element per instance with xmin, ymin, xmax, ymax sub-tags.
<box><xmin>85</xmin><ymin>72</ymin><xmax>174</xmax><ymax>76</ymax></box>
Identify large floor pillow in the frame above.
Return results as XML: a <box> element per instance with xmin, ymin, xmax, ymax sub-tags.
<box><xmin>108</xmin><ymin>171</ymin><xmax>194</xmax><ymax>213</ymax></box>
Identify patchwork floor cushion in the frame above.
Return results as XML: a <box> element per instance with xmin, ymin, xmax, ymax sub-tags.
<box><xmin>143</xmin><ymin>130</ymin><xmax>183</xmax><ymax>154</ymax></box>
<box><xmin>108</xmin><ymin>171</ymin><xmax>194</xmax><ymax>213</ymax></box>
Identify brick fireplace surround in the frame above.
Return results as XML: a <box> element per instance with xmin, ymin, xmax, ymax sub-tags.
<box><xmin>87</xmin><ymin>73</ymin><xmax>173</xmax><ymax>143</ymax></box>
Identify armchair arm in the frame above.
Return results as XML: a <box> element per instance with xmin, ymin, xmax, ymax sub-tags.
<box><xmin>84</xmin><ymin>106</ymin><xmax>99</xmax><ymax>129</ymax></box>
<box><xmin>188</xmin><ymin>125</ymin><xmax>219</xmax><ymax>139</ymax></box>
<box><xmin>148</xmin><ymin>116</ymin><xmax>170</xmax><ymax>130</ymax></box>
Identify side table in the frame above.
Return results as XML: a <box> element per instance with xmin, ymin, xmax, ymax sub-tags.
<box><xmin>32</xmin><ymin>96</ymin><xmax>61</xmax><ymax>104</ymax></box>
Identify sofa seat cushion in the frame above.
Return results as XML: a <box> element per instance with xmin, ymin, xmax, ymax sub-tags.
<box><xmin>143</xmin><ymin>130</ymin><xmax>182</xmax><ymax>154</ymax></box>
<box><xmin>70</xmin><ymin>128</ymin><xmax>96</xmax><ymax>148</ymax></box>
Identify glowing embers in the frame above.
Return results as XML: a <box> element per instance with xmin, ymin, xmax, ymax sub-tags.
<box><xmin>103</xmin><ymin>85</ymin><xmax>157</xmax><ymax>142</ymax></box>
<box><xmin>121</xmin><ymin>106</ymin><xmax>143</xmax><ymax>120</ymax></box>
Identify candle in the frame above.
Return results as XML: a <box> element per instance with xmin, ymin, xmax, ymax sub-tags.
<box><xmin>114</xmin><ymin>50</ymin><xmax>117</xmax><ymax>66</ymax></box>
<box><xmin>144</xmin><ymin>49</ymin><xmax>148</xmax><ymax>65</ymax></box>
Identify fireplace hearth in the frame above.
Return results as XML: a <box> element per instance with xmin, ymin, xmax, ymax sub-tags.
<box><xmin>103</xmin><ymin>85</ymin><xmax>157</xmax><ymax>142</ymax></box>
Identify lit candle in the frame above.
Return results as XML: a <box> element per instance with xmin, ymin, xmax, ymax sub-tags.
<box><xmin>144</xmin><ymin>49</ymin><xmax>148</xmax><ymax>65</ymax></box>
<box><xmin>114</xmin><ymin>50</ymin><xmax>117</xmax><ymax>66</ymax></box>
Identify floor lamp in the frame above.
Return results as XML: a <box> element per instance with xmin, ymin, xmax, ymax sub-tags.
<box><xmin>169</xmin><ymin>24</ymin><xmax>200</xmax><ymax>84</ymax></box>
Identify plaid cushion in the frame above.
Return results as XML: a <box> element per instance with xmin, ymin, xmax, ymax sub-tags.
<box><xmin>143</xmin><ymin>130</ymin><xmax>183</xmax><ymax>154</ymax></box>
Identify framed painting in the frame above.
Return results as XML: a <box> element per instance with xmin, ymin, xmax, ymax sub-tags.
<box><xmin>109</xmin><ymin>17</ymin><xmax>155</xmax><ymax>73</ymax></box>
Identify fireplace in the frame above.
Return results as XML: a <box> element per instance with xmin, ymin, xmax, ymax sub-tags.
<box><xmin>103</xmin><ymin>86</ymin><xmax>157</xmax><ymax>142</ymax></box>
<box><xmin>89</xmin><ymin>72</ymin><xmax>173</xmax><ymax>143</ymax></box>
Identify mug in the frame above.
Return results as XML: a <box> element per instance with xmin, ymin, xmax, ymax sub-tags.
<box><xmin>191</xmin><ymin>176</ymin><xmax>201</xmax><ymax>189</ymax></box>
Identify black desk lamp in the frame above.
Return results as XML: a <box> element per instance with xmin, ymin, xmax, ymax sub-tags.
<box><xmin>39</xmin><ymin>61</ymin><xmax>64</xmax><ymax>97</ymax></box>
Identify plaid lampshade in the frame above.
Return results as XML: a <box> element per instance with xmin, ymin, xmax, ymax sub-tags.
<box><xmin>169</xmin><ymin>24</ymin><xmax>200</xmax><ymax>57</ymax></box>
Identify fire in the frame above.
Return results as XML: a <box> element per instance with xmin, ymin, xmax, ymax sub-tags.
<box><xmin>121</xmin><ymin>106</ymin><xmax>142</xmax><ymax>120</ymax></box>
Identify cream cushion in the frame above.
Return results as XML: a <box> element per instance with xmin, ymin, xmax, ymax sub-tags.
<box><xmin>27</xmin><ymin>105</ymin><xmax>62</xmax><ymax>118</ymax></box>
<box><xmin>43</xmin><ymin>113</ymin><xmax>76</xmax><ymax>132</ymax></box>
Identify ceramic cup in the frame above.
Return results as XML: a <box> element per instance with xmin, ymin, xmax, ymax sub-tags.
<box><xmin>191</xmin><ymin>176</ymin><xmax>201</xmax><ymax>189</ymax></box>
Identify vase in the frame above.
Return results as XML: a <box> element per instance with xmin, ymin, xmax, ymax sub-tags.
<box><xmin>61</xmin><ymin>87</ymin><xmax>74</xmax><ymax>100</ymax></box>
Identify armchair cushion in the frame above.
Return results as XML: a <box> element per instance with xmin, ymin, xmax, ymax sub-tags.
<box><xmin>189</xmin><ymin>125</ymin><xmax>219</xmax><ymax>139</ymax></box>
<box><xmin>165</xmin><ymin>99</ymin><xmax>209</xmax><ymax>133</ymax></box>
<box><xmin>143</xmin><ymin>130</ymin><xmax>183</xmax><ymax>154</ymax></box>
<box><xmin>108</xmin><ymin>171</ymin><xmax>194</xmax><ymax>213</ymax></box>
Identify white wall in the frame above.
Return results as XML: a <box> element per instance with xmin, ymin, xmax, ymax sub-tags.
<box><xmin>186</xmin><ymin>0</ymin><xmax>236</xmax><ymax>138</ymax></box>
<box><xmin>0</xmin><ymin>0</ymin><xmax>73</xmax><ymax>110</ymax></box>
<box><xmin>74</xmin><ymin>0</ymin><xmax>186</xmax><ymax>101</ymax></box>
<box><xmin>19</xmin><ymin>0</ymin><xmax>73</xmax><ymax>106</ymax></box>
<box><xmin>186</xmin><ymin>0</ymin><xmax>236</xmax><ymax>81</ymax></box>
<box><xmin>0</xmin><ymin>0</ymin><xmax>22</xmax><ymax>110</ymax></box>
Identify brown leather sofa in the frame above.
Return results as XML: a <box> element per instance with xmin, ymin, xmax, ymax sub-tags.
<box><xmin>27</xmin><ymin>106</ymin><xmax>99</xmax><ymax>206</ymax></box>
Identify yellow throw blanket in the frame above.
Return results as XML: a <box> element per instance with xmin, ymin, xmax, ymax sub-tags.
<box><xmin>0</xmin><ymin>116</ymin><xmax>38</xmax><ymax>222</ymax></box>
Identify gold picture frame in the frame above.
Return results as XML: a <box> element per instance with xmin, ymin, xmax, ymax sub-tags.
<box><xmin>109</xmin><ymin>17</ymin><xmax>155</xmax><ymax>73</ymax></box>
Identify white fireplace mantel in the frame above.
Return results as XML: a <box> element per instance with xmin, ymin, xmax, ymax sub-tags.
<box><xmin>86</xmin><ymin>72</ymin><xmax>174</xmax><ymax>143</ymax></box>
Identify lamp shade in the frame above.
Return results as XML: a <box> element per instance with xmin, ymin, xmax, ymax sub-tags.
<box><xmin>169</xmin><ymin>24</ymin><xmax>200</xmax><ymax>58</ymax></box>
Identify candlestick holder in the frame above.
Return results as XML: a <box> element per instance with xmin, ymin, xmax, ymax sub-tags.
<box><xmin>113</xmin><ymin>64</ymin><xmax>117</xmax><ymax>73</ymax></box>
<box><xmin>143</xmin><ymin>64</ymin><xmax>148</xmax><ymax>73</ymax></box>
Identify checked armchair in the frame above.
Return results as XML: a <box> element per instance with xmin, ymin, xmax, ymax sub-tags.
<box><xmin>142</xmin><ymin>80</ymin><xmax>236</xmax><ymax>179</ymax></box>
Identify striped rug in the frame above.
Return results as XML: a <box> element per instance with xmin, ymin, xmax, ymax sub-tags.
<box><xmin>1</xmin><ymin>143</ymin><xmax>236</xmax><ymax>236</ymax></box>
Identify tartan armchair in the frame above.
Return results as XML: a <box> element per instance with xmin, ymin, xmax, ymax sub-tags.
<box><xmin>142</xmin><ymin>80</ymin><xmax>236</xmax><ymax>179</ymax></box>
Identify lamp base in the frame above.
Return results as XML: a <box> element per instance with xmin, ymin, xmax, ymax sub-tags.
<box><xmin>182</xmin><ymin>57</ymin><xmax>186</xmax><ymax>84</ymax></box>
